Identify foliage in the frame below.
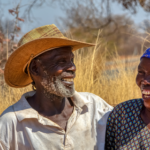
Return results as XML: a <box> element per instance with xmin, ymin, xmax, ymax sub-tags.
<box><xmin>0</xmin><ymin>2</ymin><xmax>24</xmax><ymax>85</ymax></box>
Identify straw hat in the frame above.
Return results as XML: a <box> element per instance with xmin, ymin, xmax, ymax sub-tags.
<box><xmin>4</xmin><ymin>24</ymin><xmax>95</xmax><ymax>88</ymax></box>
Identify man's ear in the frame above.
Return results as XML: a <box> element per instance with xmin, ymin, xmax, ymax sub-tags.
<box><xmin>29</xmin><ymin>59</ymin><xmax>40</xmax><ymax>76</ymax></box>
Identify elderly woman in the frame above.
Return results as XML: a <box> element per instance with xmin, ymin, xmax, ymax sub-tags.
<box><xmin>105</xmin><ymin>48</ymin><xmax>150</xmax><ymax>149</ymax></box>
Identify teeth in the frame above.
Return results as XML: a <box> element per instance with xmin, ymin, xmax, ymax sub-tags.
<box><xmin>145</xmin><ymin>95</ymin><xmax>150</xmax><ymax>98</ymax></box>
<box><xmin>62</xmin><ymin>78</ymin><xmax>74</xmax><ymax>82</ymax></box>
<box><xmin>142</xmin><ymin>90</ymin><xmax>150</xmax><ymax>95</ymax></box>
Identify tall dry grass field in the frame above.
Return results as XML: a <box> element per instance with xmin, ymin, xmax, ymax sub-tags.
<box><xmin>0</xmin><ymin>40</ymin><xmax>142</xmax><ymax>114</ymax></box>
<box><xmin>0</xmin><ymin>85</ymin><xmax>32</xmax><ymax>114</ymax></box>
<box><xmin>74</xmin><ymin>45</ymin><xmax>141</xmax><ymax>106</ymax></box>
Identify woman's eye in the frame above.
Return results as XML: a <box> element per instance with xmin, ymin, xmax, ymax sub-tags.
<box><xmin>138</xmin><ymin>71</ymin><xmax>145</xmax><ymax>74</ymax></box>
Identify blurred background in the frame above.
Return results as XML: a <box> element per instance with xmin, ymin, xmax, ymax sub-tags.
<box><xmin>0</xmin><ymin>0</ymin><xmax>150</xmax><ymax>113</ymax></box>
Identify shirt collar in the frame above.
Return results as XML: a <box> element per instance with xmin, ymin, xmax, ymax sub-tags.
<box><xmin>14</xmin><ymin>91</ymin><xmax>90</xmax><ymax>122</ymax></box>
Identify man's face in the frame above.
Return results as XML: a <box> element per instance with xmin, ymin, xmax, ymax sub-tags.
<box><xmin>34</xmin><ymin>46</ymin><xmax>76</xmax><ymax>98</ymax></box>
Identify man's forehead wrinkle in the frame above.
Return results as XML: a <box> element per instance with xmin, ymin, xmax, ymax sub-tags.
<box><xmin>49</xmin><ymin>53</ymin><xmax>73</xmax><ymax>62</ymax></box>
<box><xmin>39</xmin><ymin>51</ymin><xmax>55</xmax><ymax>60</ymax></box>
<box><xmin>41</xmin><ymin>54</ymin><xmax>70</xmax><ymax>64</ymax></box>
<box><xmin>53</xmin><ymin>52</ymin><xmax>74</xmax><ymax>58</ymax></box>
<box><xmin>40</xmin><ymin>49</ymin><xmax>72</xmax><ymax>59</ymax></box>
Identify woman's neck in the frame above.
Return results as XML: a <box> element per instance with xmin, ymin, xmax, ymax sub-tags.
<box><xmin>141</xmin><ymin>106</ymin><xmax>150</xmax><ymax>127</ymax></box>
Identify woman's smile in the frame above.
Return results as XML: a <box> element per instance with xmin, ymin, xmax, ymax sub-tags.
<box><xmin>141</xmin><ymin>85</ymin><xmax>150</xmax><ymax>100</ymax></box>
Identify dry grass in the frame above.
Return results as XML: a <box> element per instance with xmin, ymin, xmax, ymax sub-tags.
<box><xmin>0</xmin><ymin>85</ymin><xmax>32</xmax><ymax>113</ymax></box>
<box><xmin>74</xmin><ymin>47</ymin><xmax>141</xmax><ymax>106</ymax></box>
<box><xmin>0</xmin><ymin>38</ymin><xmax>142</xmax><ymax>114</ymax></box>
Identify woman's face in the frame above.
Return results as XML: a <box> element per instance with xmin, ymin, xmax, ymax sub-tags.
<box><xmin>136</xmin><ymin>57</ymin><xmax>150</xmax><ymax>109</ymax></box>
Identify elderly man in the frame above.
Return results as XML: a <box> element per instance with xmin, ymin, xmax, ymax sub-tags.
<box><xmin>0</xmin><ymin>24</ymin><xmax>112</xmax><ymax>150</ymax></box>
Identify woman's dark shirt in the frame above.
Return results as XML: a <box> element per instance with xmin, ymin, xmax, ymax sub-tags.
<box><xmin>105</xmin><ymin>99</ymin><xmax>150</xmax><ymax>150</ymax></box>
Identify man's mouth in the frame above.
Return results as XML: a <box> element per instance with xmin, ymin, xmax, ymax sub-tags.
<box><xmin>61</xmin><ymin>78</ymin><xmax>74</xmax><ymax>82</ymax></box>
<box><xmin>61</xmin><ymin>77</ymin><xmax>74</xmax><ymax>86</ymax></box>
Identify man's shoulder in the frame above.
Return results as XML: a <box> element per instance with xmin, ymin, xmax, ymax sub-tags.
<box><xmin>78</xmin><ymin>92</ymin><xmax>113</xmax><ymax>111</ymax></box>
<box><xmin>0</xmin><ymin>104</ymin><xmax>17</xmax><ymax>125</ymax></box>
<box><xmin>0</xmin><ymin>105</ymin><xmax>19</xmax><ymax>148</ymax></box>
<box><xmin>78</xmin><ymin>92</ymin><xmax>104</xmax><ymax>102</ymax></box>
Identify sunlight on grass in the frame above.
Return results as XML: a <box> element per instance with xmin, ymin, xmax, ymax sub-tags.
<box><xmin>74</xmin><ymin>44</ymin><xmax>141</xmax><ymax>106</ymax></box>
<box><xmin>0</xmin><ymin>37</ymin><xmax>142</xmax><ymax>114</ymax></box>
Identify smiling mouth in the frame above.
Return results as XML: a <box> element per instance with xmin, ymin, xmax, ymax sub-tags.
<box><xmin>142</xmin><ymin>90</ymin><xmax>150</xmax><ymax>99</ymax></box>
<box><xmin>61</xmin><ymin>78</ymin><xmax>74</xmax><ymax>86</ymax></box>
<box><xmin>61</xmin><ymin>78</ymin><xmax>74</xmax><ymax>82</ymax></box>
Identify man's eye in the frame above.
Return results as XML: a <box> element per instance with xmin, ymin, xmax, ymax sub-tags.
<box><xmin>59</xmin><ymin>59</ymin><xmax>66</xmax><ymax>63</ymax></box>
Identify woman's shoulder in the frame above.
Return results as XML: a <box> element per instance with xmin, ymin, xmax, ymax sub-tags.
<box><xmin>115</xmin><ymin>98</ymin><xmax>143</xmax><ymax>111</ymax></box>
<box><xmin>107</xmin><ymin>98</ymin><xmax>144</xmax><ymax>131</ymax></box>
<box><xmin>109</xmin><ymin>98</ymin><xmax>143</xmax><ymax>119</ymax></box>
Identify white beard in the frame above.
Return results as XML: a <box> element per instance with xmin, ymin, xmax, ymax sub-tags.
<box><xmin>41</xmin><ymin>74</ymin><xmax>75</xmax><ymax>99</ymax></box>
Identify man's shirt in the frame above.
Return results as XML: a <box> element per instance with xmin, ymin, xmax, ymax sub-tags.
<box><xmin>0</xmin><ymin>91</ymin><xmax>113</xmax><ymax>150</ymax></box>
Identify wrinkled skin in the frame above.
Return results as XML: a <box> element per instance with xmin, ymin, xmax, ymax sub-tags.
<box><xmin>136</xmin><ymin>57</ymin><xmax>150</xmax><ymax>128</ymax></box>
<box><xmin>27</xmin><ymin>46</ymin><xmax>76</xmax><ymax>131</ymax></box>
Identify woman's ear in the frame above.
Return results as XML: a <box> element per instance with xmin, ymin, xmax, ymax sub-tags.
<box><xmin>29</xmin><ymin>59</ymin><xmax>40</xmax><ymax>76</ymax></box>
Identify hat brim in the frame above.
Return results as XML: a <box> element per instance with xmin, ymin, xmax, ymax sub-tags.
<box><xmin>4</xmin><ymin>37</ymin><xmax>95</xmax><ymax>88</ymax></box>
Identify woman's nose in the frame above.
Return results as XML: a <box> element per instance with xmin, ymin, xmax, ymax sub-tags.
<box><xmin>142</xmin><ymin>79</ymin><xmax>150</xmax><ymax>85</ymax></box>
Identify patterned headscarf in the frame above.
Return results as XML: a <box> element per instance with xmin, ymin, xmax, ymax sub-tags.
<box><xmin>141</xmin><ymin>48</ymin><xmax>150</xmax><ymax>59</ymax></box>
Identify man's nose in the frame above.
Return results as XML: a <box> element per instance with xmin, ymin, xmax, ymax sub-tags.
<box><xmin>66</xmin><ymin>62</ymin><xmax>76</xmax><ymax>72</ymax></box>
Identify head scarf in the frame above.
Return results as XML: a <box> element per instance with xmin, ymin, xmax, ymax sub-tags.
<box><xmin>141</xmin><ymin>48</ymin><xmax>150</xmax><ymax>59</ymax></box>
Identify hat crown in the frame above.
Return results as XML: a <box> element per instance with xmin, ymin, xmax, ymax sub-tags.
<box><xmin>4</xmin><ymin>24</ymin><xmax>94</xmax><ymax>88</ymax></box>
<box><xmin>18</xmin><ymin>24</ymin><xmax>66</xmax><ymax>47</ymax></box>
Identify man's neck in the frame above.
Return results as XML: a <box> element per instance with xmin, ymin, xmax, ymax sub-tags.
<box><xmin>27</xmin><ymin>89</ymin><xmax>72</xmax><ymax>116</ymax></box>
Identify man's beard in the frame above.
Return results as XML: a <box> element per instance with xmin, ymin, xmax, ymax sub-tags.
<box><xmin>41</xmin><ymin>72</ymin><xmax>75</xmax><ymax>99</ymax></box>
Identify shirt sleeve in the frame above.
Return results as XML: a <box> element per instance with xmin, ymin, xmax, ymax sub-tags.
<box><xmin>88</xmin><ymin>93</ymin><xmax>113</xmax><ymax>150</ymax></box>
<box><xmin>0</xmin><ymin>106</ymin><xmax>17</xmax><ymax>150</ymax></box>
